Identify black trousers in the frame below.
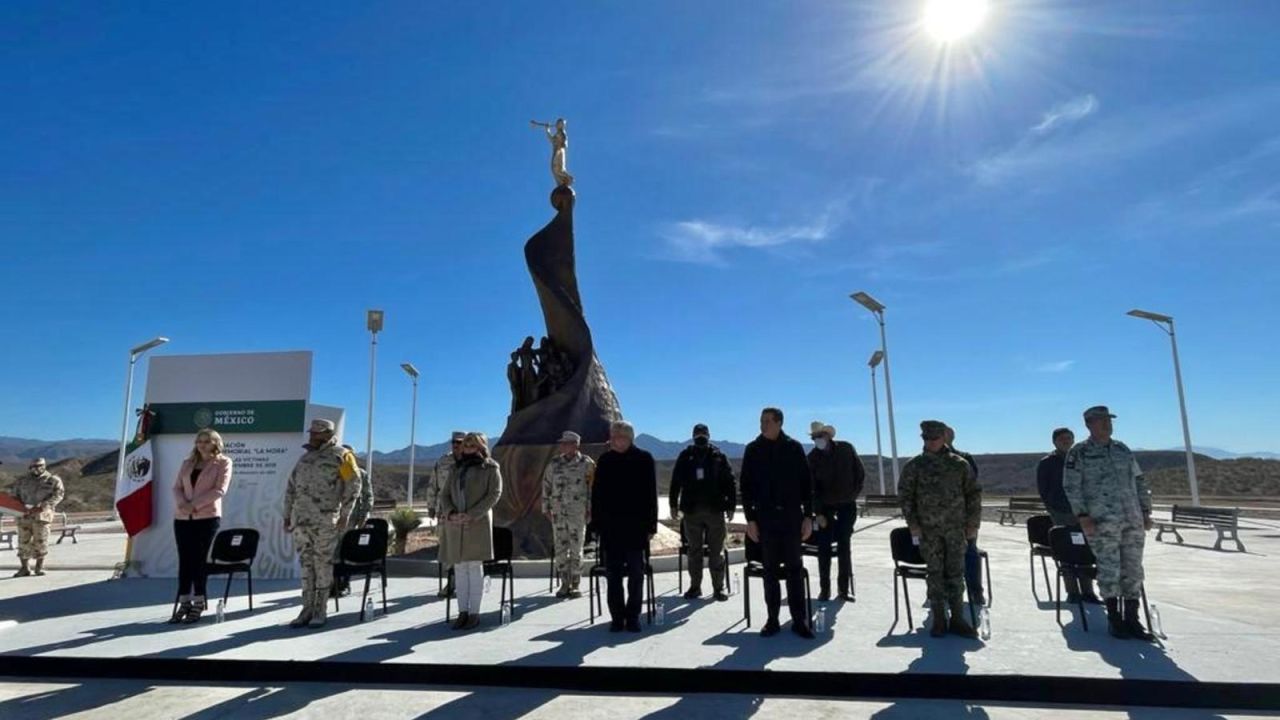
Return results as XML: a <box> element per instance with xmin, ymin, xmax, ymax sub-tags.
<box><xmin>174</xmin><ymin>517</ymin><xmax>220</xmax><ymax>598</ymax></box>
<box><xmin>816</xmin><ymin>502</ymin><xmax>856</xmax><ymax>593</ymax></box>
<box><xmin>604</xmin><ymin>543</ymin><xmax>644</xmax><ymax>623</ymax></box>
<box><xmin>760</xmin><ymin>520</ymin><xmax>807</xmax><ymax>626</ymax></box>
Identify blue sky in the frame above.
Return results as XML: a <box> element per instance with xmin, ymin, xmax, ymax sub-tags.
<box><xmin>2</xmin><ymin>1</ymin><xmax>1278</xmax><ymax>455</ymax></box>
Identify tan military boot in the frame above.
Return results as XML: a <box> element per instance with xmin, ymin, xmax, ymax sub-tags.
<box><xmin>555</xmin><ymin>574</ymin><xmax>571</xmax><ymax>599</ymax></box>
<box><xmin>33</xmin><ymin>559</ymin><xmax>46</xmax><ymax>576</ymax></box>
<box><xmin>568</xmin><ymin>575</ymin><xmax>583</xmax><ymax>599</ymax></box>
<box><xmin>289</xmin><ymin>593</ymin><xmax>314</xmax><ymax>628</ymax></box>
<box><xmin>308</xmin><ymin>589</ymin><xmax>330</xmax><ymax>627</ymax></box>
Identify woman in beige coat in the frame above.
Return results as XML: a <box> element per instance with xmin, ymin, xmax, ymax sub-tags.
<box><xmin>438</xmin><ymin>432</ymin><xmax>503</xmax><ymax>630</ymax></box>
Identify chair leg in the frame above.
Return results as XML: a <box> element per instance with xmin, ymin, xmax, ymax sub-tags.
<box><xmin>804</xmin><ymin>570</ymin><xmax>812</xmax><ymax>622</ymax></box>
<box><xmin>743</xmin><ymin>573</ymin><xmax>751</xmax><ymax>628</ymax></box>
<box><xmin>381</xmin><ymin>562</ymin><xmax>388</xmax><ymax>615</ymax></box>
<box><xmin>902</xmin><ymin>574</ymin><xmax>914</xmax><ymax>629</ymax></box>
<box><xmin>892</xmin><ymin>571</ymin><xmax>901</xmax><ymax>628</ymax></box>
<box><xmin>360</xmin><ymin>572</ymin><xmax>373</xmax><ymax>621</ymax></box>
<box><xmin>984</xmin><ymin>554</ymin><xmax>993</xmax><ymax>608</ymax></box>
<box><xmin>1141</xmin><ymin>585</ymin><xmax>1154</xmax><ymax>635</ymax></box>
<box><xmin>678</xmin><ymin>553</ymin><xmax>684</xmax><ymax>594</ymax></box>
<box><xmin>1040</xmin><ymin>556</ymin><xmax>1052</xmax><ymax>602</ymax></box>
<box><xmin>588</xmin><ymin>574</ymin><xmax>596</xmax><ymax>624</ymax></box>
<box><xmin>1028</xmin><ymin>551</ymin><xmax>1037</xmax><ymax>600</ymax></box>
<box><xmin>223</xmin><ymin>573</ymin><xmax>233</xmax><ymax>606</ymax></box>
<box><xmin>247</xmin><ymin>569</ymin><xmax>254</xmax><ymax>613</ymax></box>
<box><xmin>1055</xmin><ymin>571</ymin><xmax>1063</xmax><ymax>627</ymax></box>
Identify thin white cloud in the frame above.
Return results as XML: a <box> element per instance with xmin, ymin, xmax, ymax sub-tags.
<box><xmin>1034</xmin><ymin>360</ymin><xmax>1076</xmax><ymax>373</ymax></box>
<box><xmin>1031</xmin><ymin>95</ymin><xmax>1098</xmax><ymax>135</ymax></box>
<box><xmin>660</xmin><ymin>215</ymin><xmax>836</xmax><ymax>265</ymax></box>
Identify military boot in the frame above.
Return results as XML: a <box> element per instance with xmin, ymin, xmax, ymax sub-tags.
<box><xmin>289</xmin><ymin>595</ymin><xmax>314</xmax><ymax>628</ymax></box>
<box><xmin>1105</xmin><ymin>598</ymin><xmax>1130</xmax><ymax>639</ymax></box>
<box><xmin>308</xmin><ymin>589</ymin><xmax>330</xmax><ymax>628</ymax></box>
<box><xmin>13</xmin><ymin>561</ymin><xmax>30</xmax><ymax>578</ymax></box>
<box><xmin>929</xmin><ymin>603</ymin><xmax>948</xmax><ymax>637</ymax></box>
<box><xmin>1123</xmin><ymin>598</ymin><xmax>1155</xmax><ymax>641</ymax></box>
<box><xmin>948</xmin><ymin>599</ymin><xmax>979</xmax><ymax>639</ymax></box>
<box><xmin>568</xmin><ymin>575</ymin><xmax>583</xmax><ymax>599</ymax></box>
<box><xmin>555</xmin><ymin>574</ymin><xmax>572</xmax><ymax>599</ymax></box>
<box><xmin>33</xmin><ymin>558</ymin><xmax>46</xmax><ymax>576</ymax></box>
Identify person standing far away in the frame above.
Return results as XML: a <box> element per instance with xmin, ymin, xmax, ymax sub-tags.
<box><xmin>439</xmin><ymin>432</ymin><xmax>503</xmax><ymax>631</ymax></box>
<box><xmin>10</xmin><ymin>457</ymin><xmax>65</xmax><ymax>578</ymax></box>
<box><xmin>740</xmin><ymin>407</ymin><xmax>816</xmax><ymax>639</ymax></box>
<box><xmin>1036</xmin><ymin>427</ymin><xmax>1102</xmax><ymax>604</ymax></box>
<box><xmin>670</xmin><ymin>423</ymin><xmax>737</xmax><ymax>602</ymax></box>
<box><xmin>591</xmin><ymin>420</ymin><xmax>658</xmax><ymax>633</ymax></box>
<box><xmin>282</xmin><ymin>419</ymin><xmax>360</xmax><ymax>629</ymax></box>
<box><xmin>944</xmin><ymin>425</ymin><xmax>986</xmax><ymax>607</ymax></box>
<box><xmin>807</xmin><ymin>421</ymin><xmax>865</xmax><ymax>602</ymax></box>
<box><xmin>542</xmin><ymin>430</ymin><xmax>595</xmax><ymax>599</ymax></box>
<box><xmin>900</xmin><ymin>420</ymin><xmax>981</xmax><ymax>639</ymax></box>
<box><xmin>426</xmin><ymin>431</ymin><xmax>466</xmax><ymax>599</ymax></box>
<box><xmin>1063</xmin><ymin>406</ymin><xmax>1155</xmax><ymax>641</ymax></box>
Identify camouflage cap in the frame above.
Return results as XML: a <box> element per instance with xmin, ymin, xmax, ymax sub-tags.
<box><xmin>308</xmin><ymin>419</ymin><xmax>335</xmax><ymax>433</ymax></box>
<box><xmin>29</xmin><ymin>457</ymin><xmax>47</xmax><ymax>467</ymax></box>
<box><xmin>1083</xmin><ymin>406</ymin><xmax>1116</xmax><ymax>422</ymax></box>
<box><xmin>692</xmin><ymin>423</ymin><xmax>710</xmax><ymax>438</ymax></box>
<box><xmin>920</xmin><ymin>420</ymin><xmax>947</xmax><ymax>439</ymax></box>
<box><xmin>558</xmin><ymin>431</ymin><xmax>581</xmax><ymax>444</ymax></box>
<box><xmin>451</xmin><ymin>431</ymin><xmax>466</xmax><ymax>442</ymax></box>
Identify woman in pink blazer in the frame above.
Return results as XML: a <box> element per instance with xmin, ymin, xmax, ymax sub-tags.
<box><xmin>170</xmin><ymin>429</ymin><xmax>234</xmax><ymax>624</ymax></box>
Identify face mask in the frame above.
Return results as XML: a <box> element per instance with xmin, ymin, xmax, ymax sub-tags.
<box><xmin>814</xmin><ymin>438</ymin><xmax>830</xmax><ymax>451</ymax></box>
<box><xmin>693</xmin><ymin>436</ymin><xmax>709</xmax><ymax>447</ymax></box>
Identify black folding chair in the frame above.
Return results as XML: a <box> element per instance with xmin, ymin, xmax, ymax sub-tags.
<box><xmin>172</xmin><ymin>528</ymin><xmax>259</xmax><ymax>617</ymax></box>
<box><xmin>741</xmin><ymin>537</ymin><xmax>812</xmax><ymax>628</ymax></box>
<box><xmin>1048</xmin><ymin>526</ymin><xmax>1155</xmax><ymax>633</ymax></box>
<box><xmin>677</xmin><ymin>524</ymin><xmax>734</xmax><ymax>595</ymax></box>
<box><xmin>447</xmin><ymin>526</ymin><xmax>517</xmax><ymax>622</ymax></box>
<box><xmin>588</xmin><ymin>537</ymin><xmax>655</xmax><ymax>625</ymax></box>
<box><xmin>548</xmin><ymin>532</ymin><xmax>597</xmax><ymax>593</ymax></box>
<box><xmin>1026</xmin><ymin>515</ymin><xmax>1055</xmax><ymax>601</ymax></box>
<box><xmin>889</xmin><ymin>526</ymin><xmax>929</xmax><ymax>630</ymax></box>
<box><xmin>333</xmin><ymin>519</ymin><xmax>389</xmax><ymax>622</ymax></box>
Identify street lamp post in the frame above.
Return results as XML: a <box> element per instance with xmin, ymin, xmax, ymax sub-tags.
<box><xmin>366</xmin><ymin>310</ymin><xmax>384</xmax><ymax>486</ymax></box>
<box><xmin>114</xmin><ymin>337</ymin><xmax>169</xmax><ymax>524</ymax></box>
<box><xmin>868</xmin><ymin>350</ymin><xmax>887</xmax><ymax>495</ymax></box>
<box><xmin>852</xmin><ymin>292</ymin><xmax>900</xmax><ymax>493</ymax></box>
<box><xmin>1127</xmin><ymin>309</ymin><xmax>1200</xmax><ymax>506</ymax></box>
<box><xmin>400</xmin><ymin>362</ymin><xmax>420</xmax><ymax>507</ymax></box>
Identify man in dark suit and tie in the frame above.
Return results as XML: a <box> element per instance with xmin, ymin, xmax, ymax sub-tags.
<box><xmin>740</xmin><ymin>407</ymin><xmax>815</xmax><ymax>638</ymax></box>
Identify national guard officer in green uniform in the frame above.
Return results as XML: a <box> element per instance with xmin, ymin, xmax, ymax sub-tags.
<box><xmin>11</xmin><ymin>458</ymin><xmax>65</xmax><ymax>577</ymax></box>
<box><xmin>542</xmin><ymin>430</ymin><xmax>595</xmax><ymax>599</ymax></box>
<box><xmin>900</xmin><ymin>421</ymin><xmax>981</xmax><ymax>638</ymax></box>
<box><xmin>284</xmin><ymin>419</ymin><xmax>360</xmax><ymax>628</ymax></box>
<box><xmin>1063</xmin><ymin>405</ymin><xmax>1155</xmax><ymax>640</ymax></box>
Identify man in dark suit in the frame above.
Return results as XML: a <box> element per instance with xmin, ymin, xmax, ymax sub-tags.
<box><xmin>591</xmin><ymin>419</ymin><xmax>658</xmax><ymax>633</ymax></box>
<box><xmin>741</xmin><ymin>407</ymin><xmax>815</xmax><ymax>638</ymax></box>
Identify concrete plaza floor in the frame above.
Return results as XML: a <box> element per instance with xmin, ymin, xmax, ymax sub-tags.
<box><xmin>2</xmin><ymin>513</ymin><xmax>1279</xmax><ymax>718</ymax></box>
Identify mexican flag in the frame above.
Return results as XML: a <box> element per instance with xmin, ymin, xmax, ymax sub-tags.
<box><xmin>115</xmin><ymin>406</ymin><xmax>156</xmax><ymax>537</ymax></box>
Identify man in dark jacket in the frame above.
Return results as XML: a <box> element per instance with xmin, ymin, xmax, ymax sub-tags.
<box><xmin>741</xmin><ymin>407</ymin><xmax>815</xmax><ymax>639</ymax></box>
<box><xmin>591</xmin><ymin>420</ymin><xmax>658</xmax><ymax>633</ymax></box>
<box><xmin>670</xmin><ymin>423</ymin><xmax>737</xmax><ymax>601</ymax></box>
<box><xmin>945</xmin><ymin>425</ymin><xmax>987</xmax><ymax>606</ymax></box>
<box><xmin>1037</xmin><ymin>427</ymin><xmax>1101</xmax><ymax>604</ymax></box>
<box><xmin>807</xmin><ymin>421</ymin><xmax>865</xmax><ymax>602</ymax></box>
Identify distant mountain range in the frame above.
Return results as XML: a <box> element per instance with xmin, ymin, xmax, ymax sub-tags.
<box><xmin>0</xmin><ymin>436</ymin><xmax>119</xmax><ymax>467</ymax></box>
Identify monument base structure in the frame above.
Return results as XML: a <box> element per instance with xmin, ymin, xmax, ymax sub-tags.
<box><xmin>493</xmin><ymin>186</ymin><xmax>622</xmax><ymax>557</ymax></box>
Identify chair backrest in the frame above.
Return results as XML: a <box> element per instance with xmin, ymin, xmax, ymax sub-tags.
<box><xmin>210</xmin><ymin>528</ymin><xmax>259</xmax><ymax>564</ymax></box>
<box><xmin>340</xmin><ymin>522</ymin><xmax>389</xmax><ymax>564</ymax></box>
<box><xmin>1026</xmin><ymin>515</ymin><xmax>1054</xmax><ymax>548</ymax></box>
<box><xmin>1048</xmin><ymin>526</ymin><xmax>1096</xmax><ymax>567</ymax></box>
<box><xmin>889</xmin><ymin>526</ymin><xmax>926</xmax><ymax>566</ymax></box>
<box><xmin>364</xmin><ymin>517</ymin><xmax>389</xmax><ymax>536</ymax></box>
<box><xmin>492</xmin><ymin>526</ymin><xmax>514</xmax><ymax>562</ymax></box>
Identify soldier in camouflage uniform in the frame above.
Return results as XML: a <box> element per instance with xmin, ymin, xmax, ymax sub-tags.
<box><xmin>900</xmin><ymin>421</ymin><xmax>981</xmax><ymax>638</ymax></box>
<box><xmin>283</xmin><ymin>419</ymin><xmax>360</xmax><ymax>628</ymax></box>
<box><xmin>10</xmin><ymin>458</ymin><xmax>65</xmax><ymax>577</ymax></box>
<box><xmin>542</xmin><ymin>430</ymin><xmax>595</xmax><ymax>599</ymax></box>
<box><xmin>426</xmin><ymin>431</ymin><xmax>465</xmax><ymax>597</ymax></box>
<box><xmin>1063</xmin><ymin>405</ymin><xmax>1155</xmax><ymax>641</ymax></box>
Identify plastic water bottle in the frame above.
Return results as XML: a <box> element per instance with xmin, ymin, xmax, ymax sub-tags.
<box><xmin>655</xmin><ymin>601</ymin><xmax>666</xmax><ymax>626</ymax></box>
<box><xmin>814</xmin><ymin>607</ymin><xmax>827</xmax><ymax>633</ymax></box>
<box><xmin>215</xmin><ymin>599</ymin><xmax>225</xmax><ymax>624</ymax></box>
<box><xmin>364</xmin><ymin>597</ymin><xmax>375</xmax><ymax>620</ymax></box>
<box><xmin>484</xmin><ymin>575</ymin><xmax>492</xmax><ymax>594</ymax></box>
<box><xmin>979</xmin><ymin>607</ymin><xmax>992</xmax><ymax>640</ymax></box>
<box><xmin>1149</xmin><ymin>604</ymin><xmax>1165</xmax><ymax>638</ymax></box>
<box><xmin>733</xmin><ymin>571</ymin><xmax>741</xmax><ymax>596</ymax></box>
<box><xmin>501</xmin><ymin>601</ymin><xmax>512</xmax><ymax>627</ymax></box>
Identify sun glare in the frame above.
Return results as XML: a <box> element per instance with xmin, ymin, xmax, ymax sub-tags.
<box><xmin>922</xmin><ymin>0</ymin><xmax>989</xmax><ymax>43</ymax></box>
